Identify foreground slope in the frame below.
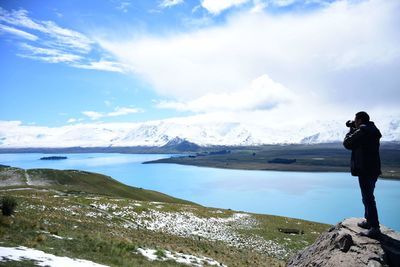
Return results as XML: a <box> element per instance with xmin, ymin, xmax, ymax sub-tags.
<box><xmin>0</xmin><ymin>166</ymin><xmax>194</xmax><ymax>205</ymax></box>
<box><xmin>0</xmin><ymin>167</ymin><xmax>330</xmax><ymax>266</ymax></box>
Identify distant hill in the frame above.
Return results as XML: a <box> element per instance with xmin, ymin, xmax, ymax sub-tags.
<box><xmin>161</xmin><ymin>136</ymin><xmax>201</xmax><ymax>152</ymax></box>
<box><xmin>0</xmin><ymin>166</ymin><xmax>194</xmax><ymax>205</ymax></box>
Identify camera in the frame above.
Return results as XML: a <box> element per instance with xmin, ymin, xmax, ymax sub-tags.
<box><xmin>346</xmin><ymin>120</ymin><xmax>355</xmax><ymax>128</ymax></box>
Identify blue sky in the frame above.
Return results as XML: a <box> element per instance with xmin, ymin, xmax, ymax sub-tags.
<box><xmin>1</xmin><ymin>0</ymin><xmax>202</xmax><ymax>126</ymax></box>
<box><xmin>1</xmin><ymin>0</ymin><xmax>399</xmax><ymax>128</ymax></box>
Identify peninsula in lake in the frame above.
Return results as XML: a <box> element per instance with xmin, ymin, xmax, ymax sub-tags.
<box><xmin>143</xmin><ymin>143</ymin><xmax>400</xmax><ymax>180</ymax></box>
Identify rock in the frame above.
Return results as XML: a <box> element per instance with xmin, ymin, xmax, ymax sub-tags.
<box><xmin>287</xmin><ymin>218</ymin><xmax>400</xmax><ymax>267</ymax></box>
<box><xmin>335</xmin><ymin>232</ymin><xmax>353</xmax><ymax>252</ymax></box>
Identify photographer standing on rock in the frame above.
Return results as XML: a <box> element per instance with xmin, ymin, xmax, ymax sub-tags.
<box><xmin>343</xmin><ymin>111</ymin><xmax>382</xmax><ymax>238</ymax></box>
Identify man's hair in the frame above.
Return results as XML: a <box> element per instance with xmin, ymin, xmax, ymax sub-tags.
<box><xmin>356</xmin><ymin>111</ymin><xmax>370</xmax><ymax>123</ymax></box>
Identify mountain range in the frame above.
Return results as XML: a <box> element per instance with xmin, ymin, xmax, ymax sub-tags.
<box><xmin>0</xmin><ymin>117</ymin><xmax>399</xmax><ymax>148</ymax></box>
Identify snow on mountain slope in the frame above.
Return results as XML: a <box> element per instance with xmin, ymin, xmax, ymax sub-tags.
<box><xmin>0</xmin><ymin>118</ymin><xmax>398</xmax><ymax>148</ymax></box>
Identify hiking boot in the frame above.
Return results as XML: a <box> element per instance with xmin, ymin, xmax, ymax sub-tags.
<box><xmin>359</xmin><ymin>227</ymin><xmax>381</xmax><ymax>239</ymax></box>
<box><xmin>357</xmin><ymin>220</ymin><xmax>371</xmax><ymax>229</ymax></box>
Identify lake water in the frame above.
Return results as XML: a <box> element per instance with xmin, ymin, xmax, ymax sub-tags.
<box><xmin>1</xmin><ymin>153</ymin><xmax>399</xmax><ymax>231</ymax></box>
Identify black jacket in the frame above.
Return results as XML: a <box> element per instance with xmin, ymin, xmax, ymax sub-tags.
<box><xmin>343</xmin><ymin>121</ymin><xmax>382</xmax><ymax>177</ymax></box>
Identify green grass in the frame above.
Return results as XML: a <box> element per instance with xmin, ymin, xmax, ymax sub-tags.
<box><xmin>0</xmin><ymin>191</ymin><xmax>290</xmax><ymax>266</ymax></box>
<box><xmin>0</xmin><ymin>188</ymin><xmax>330</xmax><ymax>266</ymax></box>
<box><xmin>241</xmin><ymin>214</ymin><xmax>329</xmax><ymax>252</ymax></box>
<box><xmin>0</xmin><ymin>166</ymin><xmax>195</xmax><ymax>205</ymax></box>
<box><xmin>0</xmin><ymin>166</ymin><xmax>331</xmax><ymax>266</ymax></box>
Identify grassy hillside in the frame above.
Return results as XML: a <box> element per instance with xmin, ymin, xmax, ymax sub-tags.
<box><xmin>0</xmin><ymin>166</ymin><xmax>194</xmax><ymax>205</ymax></box>
<box><xmin>0</xmin><ymin>167</ymin><xmax>331</xmax><ymax>267</ymax></box>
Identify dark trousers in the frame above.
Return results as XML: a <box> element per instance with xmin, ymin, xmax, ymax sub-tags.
<box><xmin>358</xmin><ymin>176</ymin><xmax>380</xmax><ymax>227</ymax></box>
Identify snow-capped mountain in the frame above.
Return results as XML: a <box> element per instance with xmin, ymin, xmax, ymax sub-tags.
<box><xmin>0</xmin><ymin>118</ymin><xmax>399</xmax><ymax>148</ymax></box>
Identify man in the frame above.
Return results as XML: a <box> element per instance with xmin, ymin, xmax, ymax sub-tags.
<box><xmin>343</xmin><ymin>111</ymin><xmax>382</xmax><ymax>238</ymax></box>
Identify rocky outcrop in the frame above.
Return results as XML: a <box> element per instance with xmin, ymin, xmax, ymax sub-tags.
<box><xmin>287</xmin><ymin>218</ymin><xmax>400</xmax><ymax>267</ymax></box>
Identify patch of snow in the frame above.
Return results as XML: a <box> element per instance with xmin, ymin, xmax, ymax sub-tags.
<box><xmin>90</xmin><ymin>203</ymin><xmax>119</xmax><ymax>210</ymax></box>
<box><xmin>50</xmin><ymin>234</ymin><xmax>73</xmax><ymax>240</ymax></box>
<box><xmin>85</xmin><ymin>197</ymin><xmax>101</xmax><ymax>200</ymax></box>
<box><xmin>116</xmin><ymin>207</ymin><xmax>287</xmax><ymax>258</ymax></box>
<box><xmin>86</xmin><ymin>212</ymin><xmax>99</xmax><ymax>218</ymax></box>
<box><xmin>0</xmin><ymin>187</ymin><xmax>34</xmax><ymax>191</ymax></box>
<box><xmin>0</xmin><ymin>246</ymin><xmax>109</xmax><ymax>267</ymax></box>
<box><xmin>25</xmin><ymin>204</ymin><xmax>46</xmax><ymax>211</ymax></box>
<box><xmin>37</xmin><ymin>231</ymin><xmax>73</xmax><ymax>240</ymax></box>
<box><xmin>136</xmin><ymin>248</ymin><xmax>158</xmax><ymax>261</ymax></box>
<box><xmin>136</xmin><ymin>248</ymin><xmax>226</xmax><ymax>267</ymax></box>
<box><xmin>212</xmin><ymin>210</ymin><xmax>224</xmax><ymax>214</ymax></box>
<box><xmin>85</xmin><ymin>200</ymin><xmax>289</xmax><ymax>258</ymax></box>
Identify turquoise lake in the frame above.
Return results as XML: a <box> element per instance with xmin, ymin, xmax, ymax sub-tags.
<box><xmin>1</xmin><ymin>153</ymin><xmax>399</xmax><ymax>231</ymax></box>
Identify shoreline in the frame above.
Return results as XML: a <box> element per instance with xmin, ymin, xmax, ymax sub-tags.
<box><xmin>143</xmin><ymin>158</ymin><xmax>400</xmax><ymax>181</ymax></box>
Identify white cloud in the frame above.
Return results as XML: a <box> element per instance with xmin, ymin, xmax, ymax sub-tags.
<box><xmin>0</xmin><ymin>7</ymin><xmax>124</xmax><ymax>72</ymax></box>
<box><xmin>0</xmin><ymin>23</ymin><xmax>38</xmax><ymax>40</ymax></box>
<box><xmin>265</xmin><ymin>0</ymin><xmax>330</xmax><ymax>8</ymax></box>
<box><xmin>19</xmin><ymin>43</ymin><xmax>82</xmax><ymax>63</ymax></box>
<box><xmin>0</xmin><ymin>7</ymin><xmax>92</xmax><ymax>53</ymax></box>
<box><xmin>82</xmin><ymin>107</ymin><xmax>142</xmax><ymax>120</ymax></box>
<box><xmin>40</xmin><ymin>20</ymin><xmax>93</xmax><ymax>53</ymax></box>
<box><xmin>0</xmin><ymin>7</ymin><xmax>130</xmax><ymax>75</ymax></box>
<box><xmin>0</xmin><ymin>8</ymin><xmax>44</xmax><ymax>31</ymax></box>
<box><xmin>73</xmin><ymin>60</ymin><xmax>127</xmax><ymax>73</ymax></box>
<box><xmin>108</xmin><ymin>107</ymin><xmax>143</xmax><ymax>116</ymax></box>
<box><xmin>271</xmin><ymin>0</ymin><xmax>297</xmax><ymax>7</ymax></box>
<box><xmin>157</xmin><ymin>74</ymin><xmax>295</xmax><ymax>112</ymax></box>
<box><xmin>116</xmin><ymin>1</ymin><xmax>131</xmax><ymax>13</ymax></box>
<box><xmin>201</xmin><ymin>0</ymin><xmax>250</xmax><ymax>15</ymax></box>
<box><xmin>250</xmin><ymin>0</ymin><xmax>267</xmax><ymax>13</ymax></box>
<box><xmin>67</xmin><ymin>118</ymin><xmax>84</xmax><ymax>123</ymax></box>
<box><xmin>0</xmin><ymin>121</ymin><xmax>22</xmax><ymax>127</ymax></box>
<box><xmin>82</xmin><ymin>111</ymin><xmax>104</xmax><ymax>120</ymax></box>
<box><xmin>99</xmin><ymin>0</ymin><xmax>400</xmax><ymax>121</ymax></box>
<box><xmin>1</xmin><ymin>7</ymin><xmax>130</xmax><ymax>74</ymax></box>
<box><xmin>159</xmin><ymin>0</ymin><xmax>184</xmax><ymax>8</ymax></box>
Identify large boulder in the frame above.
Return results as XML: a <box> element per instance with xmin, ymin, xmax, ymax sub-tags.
<box><xmin>287</xmin><ymin>218</ymin><xmax>400</xmax><ymax>267</ymax></box>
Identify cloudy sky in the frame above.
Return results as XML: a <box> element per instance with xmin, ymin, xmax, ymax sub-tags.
<box><xmin>1</xmin><ymin>0</ymin><xmax>399</xmax><ymax>129</ymax></box>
